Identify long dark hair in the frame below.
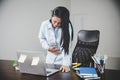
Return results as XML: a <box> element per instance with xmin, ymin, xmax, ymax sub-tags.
<box><xmin>51</xmin><ymin>6</ymin><xmax>73</xmax><ymax>55</ymax></box>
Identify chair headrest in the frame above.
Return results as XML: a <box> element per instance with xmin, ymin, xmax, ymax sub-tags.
<box><xmin>78</xmin><ymin>30</ymin><xmax>100</xmax><ymax>42</ymax></box>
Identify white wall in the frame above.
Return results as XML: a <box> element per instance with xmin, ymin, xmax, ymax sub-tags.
<box><xmin>71</xmin><ymin>0</ymin><xmax>120</xmax><ymax>57</ymax></box>
<box><xmin>0</xmin><ymin>0</ymin><xmax>120</xmax><ymax>60</ymax></box>
<box><xmin>0</xmin><ymin>0</ymin><xmax>70</xmax><ymax>60</ymax></box>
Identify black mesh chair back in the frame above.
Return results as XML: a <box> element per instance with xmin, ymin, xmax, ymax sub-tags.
<box><xmin>72</xmin><ymin>30</ymin><xmax>100</xmax><ymax>67</ymax></box>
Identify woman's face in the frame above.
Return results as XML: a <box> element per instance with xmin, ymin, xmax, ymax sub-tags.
<box><xmin>51</xmin><ymin>16</ymin><xmax>61</xmax><ymax>28</ymax></box>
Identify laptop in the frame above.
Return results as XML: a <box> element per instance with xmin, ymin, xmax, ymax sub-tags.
<box><xmin>16</xmin><ymin>50</ymin><xmax>60</xmax><ymax>76</ymax></box>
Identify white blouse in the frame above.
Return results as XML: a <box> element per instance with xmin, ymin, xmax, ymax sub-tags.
<box><xmin>38</xmin><ymin>19</ymin><xmax>72</xmax><ymax>66</ymax></box>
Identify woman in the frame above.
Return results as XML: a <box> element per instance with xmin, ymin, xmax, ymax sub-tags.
<box><xmin>38</xmin><ymin>6</ymin><xmax>73</xmax><ymax>72</ymax></box>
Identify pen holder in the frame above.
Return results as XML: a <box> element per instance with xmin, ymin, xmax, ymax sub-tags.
<box><xmin>100</xmin><ymin>59</ymin><xmax>105</xmax><ymax>74</ymax></box>
<box><xmin>95</xmin><ymin>60</ymin><xmax>105</xmax><ymax>74</ymax></box>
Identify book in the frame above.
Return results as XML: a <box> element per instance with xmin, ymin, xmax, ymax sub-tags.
<box><xmin>77</xmin><ymin>67</ymin><xmax>98</xmax><ymax>78</ymax></box>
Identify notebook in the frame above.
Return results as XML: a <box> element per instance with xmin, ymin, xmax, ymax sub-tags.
<box><xmin>77</xmin><ymin>67</ymin><xmax>98</xmax><ymax>78</ymax></box>
<box><xmin>16</xmin><ymin>50</ymin><xmax>60</xmax><ymax>76</ymax></box>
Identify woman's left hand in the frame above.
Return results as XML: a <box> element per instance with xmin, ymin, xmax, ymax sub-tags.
<box><xmin>60</xmin><ymin>65</ymin><xmax>70</xmax><ymax>72</ymax></box>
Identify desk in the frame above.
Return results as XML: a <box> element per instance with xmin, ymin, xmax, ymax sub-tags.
<box><xmin>0</xmin><ymin>60</ymin><xmax>120</xmax><ymax>80</ymax></box>
<box><xmin>0</xmin><ymin>60</ymin><xmax>82</xmax><ymax>80</ymax></box>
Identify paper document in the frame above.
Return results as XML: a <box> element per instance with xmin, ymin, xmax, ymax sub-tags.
<box><xmin>18</xmin><ymin>54</ymin><xmax>27</xmax><ymax>63</ymax></box>
<box><xmin>31</xmin><ymin>57</ymin><xmax>40</xmax><ymax>66</ymax></box>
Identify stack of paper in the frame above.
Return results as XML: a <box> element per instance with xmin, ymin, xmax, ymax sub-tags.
<box><xmin>76</xmin><ymin>67</ymin><xmax>98</xmax><ymax>79</ymax></box>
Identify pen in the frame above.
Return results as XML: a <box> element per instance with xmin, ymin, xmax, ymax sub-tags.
<box><xmin>72</xmin><ymin>63</ymin><xmax>81</xmax><ymax>68</ymax></box>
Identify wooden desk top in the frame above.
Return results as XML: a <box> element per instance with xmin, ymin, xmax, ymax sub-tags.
<box><xmin>0</xmin><ymin>60</ymin><xmax>120</xmax><ymax>80</ymax></box>
<box><xmin>0</xmin><ymin>60</ymin><xmax>82</xmax><ymax>80</ymax></box>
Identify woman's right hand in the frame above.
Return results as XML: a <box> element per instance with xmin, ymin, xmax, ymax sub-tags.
<box><xmin>48</xmin><ymin>46</ymin><xmax>60</xmax><ymax>55</ymax></box>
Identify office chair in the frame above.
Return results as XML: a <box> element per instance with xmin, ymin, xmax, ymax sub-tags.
<box><xmin>72</xmin><ymin>30</ymin><xmax>100</xmax><ymax>67</ymax></box>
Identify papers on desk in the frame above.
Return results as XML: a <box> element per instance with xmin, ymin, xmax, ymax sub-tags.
<box><xmin>18</xmin><ymin>54</ymin><xmax>27</xmax><ymax>63</ymax></box>
<box><xmin>31</xmin><ymin>57</ymin><xmax>40</xmax><ymax>66</ymax></box>
<box><xmin>18</xmin><ymin>54</ymin><xmax>40</xmax><ymax>66</ymax></box>
<box><xmin>76</xmin><ymin>67</ymin><xmax>99</xmax><ymax>79</ymax></box>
